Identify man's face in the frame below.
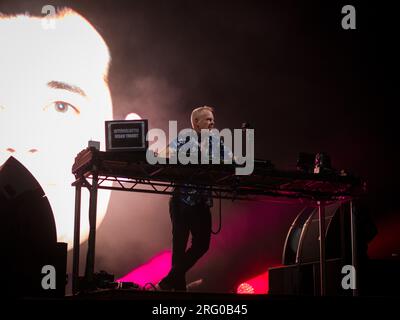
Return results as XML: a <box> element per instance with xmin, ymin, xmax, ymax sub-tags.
<box><xmin>0</xmin><ymin>11</ymin><xmax>113</xmax><ymax>249</ymax></box>
<box><xmin>195</xmin><ymin>110</ymin><xmax>215</xmax><ymax>131</ymax></box>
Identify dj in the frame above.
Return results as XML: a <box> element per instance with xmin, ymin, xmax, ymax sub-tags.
<box><xmin>156</xmin><ymin>106</ymin><xmax>232</xmax><ymax>291</ymax></box>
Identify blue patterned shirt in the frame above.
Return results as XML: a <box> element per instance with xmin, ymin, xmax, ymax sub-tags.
<box><xmin>169</xmin><ymin>132</ymin><xmax>232</xmax><ymax>207</ymax></box>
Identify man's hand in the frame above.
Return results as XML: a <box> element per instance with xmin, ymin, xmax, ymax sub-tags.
<box><xmin>156</xmin><ymin>146</ymin><xmax>176</xmax><ymax>159</ymax></box>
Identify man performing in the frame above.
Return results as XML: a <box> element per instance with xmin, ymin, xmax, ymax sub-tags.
<box><xmin>157</xmin><ymin>106</ymin><xmax>230</xmax><ymax>291</ymax></box>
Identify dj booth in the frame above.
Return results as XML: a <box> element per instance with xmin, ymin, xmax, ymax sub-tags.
<box><xmin>71</xmin><ymin>147</ymin><xmax>364</xmax><ymax>296</ymax></box>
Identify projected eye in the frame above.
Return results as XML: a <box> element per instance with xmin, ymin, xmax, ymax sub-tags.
<box><xmin>53</xmin><ymin>101</ymin><xmax>79</xmax><ymax>114</ymax></box>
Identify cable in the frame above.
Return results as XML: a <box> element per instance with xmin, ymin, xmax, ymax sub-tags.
<box><xmin>143</xmin><ymin>282</ymin><xmax>157</xmax><ymax>291</ymax></box>
<box><xmin>211</xmin><ymin>195</ymin><xmax>222</xmax><ymax>234</ymax></box>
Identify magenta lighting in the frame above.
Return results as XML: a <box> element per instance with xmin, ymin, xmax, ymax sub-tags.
<box><xmin>117</xmin><ymin>250</ymin><xmax>172</xmax><ymax>287</ymax></box>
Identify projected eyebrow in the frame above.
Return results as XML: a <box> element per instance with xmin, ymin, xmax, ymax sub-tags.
<box><xmin>47</xmin><ymin>81</ymin><xmax>87</xmax><ymax>97</ymax></box>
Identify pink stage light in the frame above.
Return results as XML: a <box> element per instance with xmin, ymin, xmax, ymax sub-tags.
<box><xmin>116</xmin><ymin>250</ymin><xmax>171</xmax><ymax>287</ymax></box>
<box><xmin>237</xmin><ymin>282</ymin><xmax>255</xmax><ymax>294</ymax></box>
<box><xmin>236</xmin><ymin>270</ymin><xmax>271</xmax><ymax>294</ymax></box>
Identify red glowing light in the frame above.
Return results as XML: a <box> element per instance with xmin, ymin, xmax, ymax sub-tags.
<box><xmin>236</xmin><ymin>270</ymin><xmax>271</xmax><ymax>294</ymax></box>
<box><xmin>237</xmin><ymin>282</ymin><xmax>255</xmax><ymax>294</ymax></box>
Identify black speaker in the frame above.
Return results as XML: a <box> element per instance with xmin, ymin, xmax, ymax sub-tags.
<box><xmin>0</xmin><ymin>156</ymin><xmax>67</xmax><ymax>298</ymax></box>
<box><xmin>269</xmin><ymin>258</ymin><xmax>347</xmax><ymax>296</ymax></box>
<box><xmin>283</xmin><ymin>203</ymin><xmax>351</xmax><ymax>265</ymax></box>
<box><xmin>273</xmin><ymin>203</ymin><xmax>352</xmax><ymax>296</ymax></box>
<box><xmin>273</xmin><ymin>200</ymin><xmax>379</xmax><ymax>296</ymax></box>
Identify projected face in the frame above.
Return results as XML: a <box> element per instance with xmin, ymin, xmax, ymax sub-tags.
<box><xmin>0</xmin><ymin>10</ymin><xmax>113</xmax><ymax>249</ymax></box>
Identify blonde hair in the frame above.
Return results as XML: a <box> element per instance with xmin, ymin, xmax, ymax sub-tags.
<box><xmin>190</xmin><ymin>106</ymin><xmax>214</xmax><ymax>129</ymax></box>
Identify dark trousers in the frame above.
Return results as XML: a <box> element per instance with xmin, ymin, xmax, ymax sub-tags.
<box><xmin>159</xmin><ymin>198</ymin><xmax>212</xmax><ymax>290</ymax></box>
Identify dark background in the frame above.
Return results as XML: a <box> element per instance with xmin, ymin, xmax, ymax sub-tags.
<box><xmin>1</xmin><ymin>0</ymin><xmax>398</xmax><ymax>292</ymax></box>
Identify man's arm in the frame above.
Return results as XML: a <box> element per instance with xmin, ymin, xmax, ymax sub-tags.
<box><xmin>156</xmin><ymin>138</ymin><xmax>179</xmax><ymax>159</ymax></box>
